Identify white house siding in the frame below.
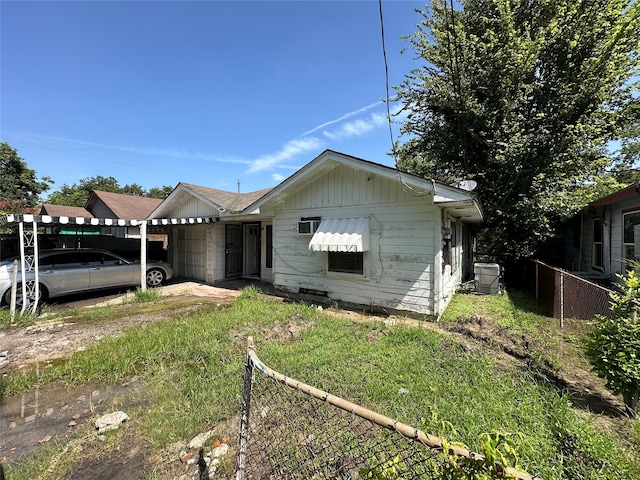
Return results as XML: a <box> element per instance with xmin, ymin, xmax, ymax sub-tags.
<box><xmin>169</xmin><ymin>196</ymin><xmax>221</xmax><ymax>218</ymax></box>
<box><xmin>271</xmin><ymin>164</ymin><xmax>443</xmax><ymax>315</ymax></box>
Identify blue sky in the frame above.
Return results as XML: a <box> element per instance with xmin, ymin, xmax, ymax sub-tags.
<box><xmin>1</xmin><ymin>0</ymin><xmax>427</xmax><ymax>196</ymax></box>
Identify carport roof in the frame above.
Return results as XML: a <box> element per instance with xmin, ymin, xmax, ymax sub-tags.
<box><xmin>0</xmin><ymin>213</ymin><xmax>218</xmax><ymax>228</ymax></box>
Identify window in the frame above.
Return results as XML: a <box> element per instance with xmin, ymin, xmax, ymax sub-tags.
<box><xmin>592</xmin><ymin>219</ymin><xmax>604</xmax><ymax>269</ymax></box>
<box><xmin>328</xmin><ymin>252</ymin><xmax>363</xmax><ymax>274</ymax></box>
<box><xmin>451</xmin><ymin>221</ymin><xmax>457</xmax><ymax>272</ymax></box>
<box><xmin>298</xmin><ymin>217</ymin><xmax>321</xmax><ymax>235</ymax></box>
<box><xmin>266</xmin><ymin>225</ymin><xmax>273</xmax><ymax>269</ymax></box>
<box><xmin>623</xmin><ymin>210</ymin><xmax>640</xmax><ymax>261</ymax></box>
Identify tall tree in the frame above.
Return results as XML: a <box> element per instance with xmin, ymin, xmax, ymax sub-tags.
<box><xmin>394</xmin><ymin>0</ymin><xmax>640</xmax><ymax>258</ymax></box>
<box><xmin>0</xmin><ymin>142</ymin><xmax>53</xmax><ymax>213</ymax></box>
<box><xmin>146</xmin><ymin>185</ymin><xmax>174</xmax><ymax>199</ymax></box>
<box><xmin>45</xmin><ymin>176</ymin><xmax>122</xmax><ymax>206</ymax></box>
<box><xmin>46</xmin><ymin>176</ymin><xmax>174</xmax><ymax>206</ymax></box>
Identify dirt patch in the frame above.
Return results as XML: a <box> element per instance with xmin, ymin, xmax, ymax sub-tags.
<box><xmin>449</xmin><ymin>314</ymin><xmax>627</xmax><ymax>417</ymax></box>
<box><xmin>67</xmin><ymin>430</ymin><xmax>148</xmax><ymax>480</ymax></box>
<box><xmin>1</xmin><ymin>296</ymin><xmax>226</xmax><ymax>373</ymax></box>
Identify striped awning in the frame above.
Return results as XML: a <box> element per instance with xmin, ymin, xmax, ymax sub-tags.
<box><xmin>309</xmin><ymin>217</ymin><xmax>369</xmax><ymax>253</ymax></box>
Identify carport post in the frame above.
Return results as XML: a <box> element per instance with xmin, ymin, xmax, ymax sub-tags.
<box><xmin>140</xmin><ymin>220</ymin><xmax>147</xmax><ymax>291</ymax></box>
<box><xmin>10</xmin><ymin>260</ymin><xmax>18</xmax><ymax>321</ymax></box>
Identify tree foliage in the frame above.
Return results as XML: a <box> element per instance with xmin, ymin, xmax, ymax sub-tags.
<box><xmin>394</xmin><ymin>0</ymin><xmax>640</xmax><ymax>258</ymax></box>
<box><xmin>45</xmin><ymin>176</ymin><xmax>173</xmax><ymax>206</ymax></box>
<box><xmin>0</xmin><ymin>142</ymin><xmax>53</xmax><ymax>212</ymax></box>
<box><xmin>585</xmin><ymin>263</ymin><xmax>640</xmax><ymax>416</ymax></box>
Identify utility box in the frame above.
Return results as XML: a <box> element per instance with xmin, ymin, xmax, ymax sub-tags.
<box><xmin>474</xmin><ymin>263</ymin><xmax>501</xmax><ymax>295</ymax></box>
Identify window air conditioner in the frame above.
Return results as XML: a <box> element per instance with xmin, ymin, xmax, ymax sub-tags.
<box><xmin>298</xmin><ymin>220</ymin><xmax>320</xmax><ymax>235</ymax></box>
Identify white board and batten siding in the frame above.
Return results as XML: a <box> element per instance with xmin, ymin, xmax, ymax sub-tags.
<box><xmin>271</xmin><ymin>163</ymin><xmax>445</xmax><ymax>316</ymax></box>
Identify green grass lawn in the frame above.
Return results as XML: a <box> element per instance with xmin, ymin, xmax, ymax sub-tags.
<box><xmin>3</xmin><ymin>287</ymin><xmax>639</xmax><ymax>479</ymax></box>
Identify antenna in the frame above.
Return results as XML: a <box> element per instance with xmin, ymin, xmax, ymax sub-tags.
<box><xmin>237</xmin><ymin>179</ymin><xmax>240</xmax><ymax>194</ymax></box>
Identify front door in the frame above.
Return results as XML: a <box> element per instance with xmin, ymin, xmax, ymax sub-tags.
<box><xmin>225</xmin><ymin>224</ymin><xmax>243</xmax><ymax>277</ymax></box>
<box><xmin>244</xmin><ymin>223</ymin><xmax>260</xmax><ymax>277</ymax></box>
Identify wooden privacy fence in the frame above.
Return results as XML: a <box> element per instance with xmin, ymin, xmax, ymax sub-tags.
<box><xmin>236</xmin><ymin>337</ymin><xmax>538</xmax><ymax>479</ymax></box>
<box><xmin>527</xmin><ymin>260</ymin><xmax>613</xmax><ymax>325</ymax></box>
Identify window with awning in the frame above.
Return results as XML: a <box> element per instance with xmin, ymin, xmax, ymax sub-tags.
<box><xmin>308</xmin><ymin>217</ymin><xmax>369</xmax><ymax>253</ymax></box>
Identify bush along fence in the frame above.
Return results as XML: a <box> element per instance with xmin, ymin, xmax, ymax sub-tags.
<box><xmin>236</xmin><ymin>337</ymin><xmax>539</xmax><ymax>480</ymax></box>
<box><xmin>526</xmin><ymin>260</ymin><xmax>613</xmax><ymax>326</ymax></box>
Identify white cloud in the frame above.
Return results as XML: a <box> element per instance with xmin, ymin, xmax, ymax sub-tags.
<box><xmin>302</xmin><ymin>101</ymin><xmax>382</xmax><ymax>136</ymax></box>
<box><xmin>322</xmin><ymin>112</ymin><xmax>388</xmax><ymax>140</ymax></box>
<box><xmin>272</xmin><ymin>173</ymin><xmax>285</xmax><ymax>182</ymax></box>
<box><xmin>247</xmin><ymin>137</ymin><xmax>323</xmax><ymax>173</ymax></box>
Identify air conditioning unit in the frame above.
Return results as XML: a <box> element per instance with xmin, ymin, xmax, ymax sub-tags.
<box><xmin>298</xmin><ymin>220</ymin><xmax>320</xmax><ymax>235</ymax></box>
<box><xmin>474</xmin><ymin>263</ymin><xmax>502</xmax><ymax>295</ymax></box>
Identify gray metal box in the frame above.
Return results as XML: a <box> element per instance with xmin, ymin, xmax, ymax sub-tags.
<box><xmin>474</xmin><ymin>263</ymin><xmax>501</xmax><ymax>294</ymax></box>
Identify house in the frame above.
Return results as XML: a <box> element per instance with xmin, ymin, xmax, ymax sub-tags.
<box><xmin>150</xmin><ymin>150</ymin><xmax>483</xmax><ymax>317</ymax></box>
<box><xmin>85</xmin><ymin>190</ymin><xmax>164</xmax><ymax>241</ymax></box>
<box><xmin>41</xmin><ymin>190</ymin><xmax>166</xmax><ymax>241</ymax></box>
<box><xmin>573</xmin><ymin>183</ymin><xmax>640</xmax><ymax>281</ymax></box>
<box><xmin>38</xmin><ymin>191</ymin><xmax>168</xmax><ymax>259</ymax></box>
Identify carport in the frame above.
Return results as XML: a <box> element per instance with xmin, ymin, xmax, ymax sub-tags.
<box><xmin>0</xmin><ymin>213</ymin><xmax>217</xmax><ymax>315</ymax></box>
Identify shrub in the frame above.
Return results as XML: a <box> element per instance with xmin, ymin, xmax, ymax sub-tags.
<box><xmin>585</xmin><ymin>264</ymin><xmax>640</xmax><ymax>416</ymax></box>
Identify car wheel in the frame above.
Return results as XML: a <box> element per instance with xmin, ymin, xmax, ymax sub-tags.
<box><xmin>146</xmin><ymin>268</ymin><xmax>166</xmax><ymax>288</ymax></box>
<box><xmin>2</xmin><ymin>284</ymin><xmax>48</xmax><ymax>308</ymax></box>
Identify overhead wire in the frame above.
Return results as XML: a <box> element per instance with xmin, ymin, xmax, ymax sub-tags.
<box><xmin>378</xmin><ymin>0</ymin><xmax>432</xmax><ymax>198</ymax></box>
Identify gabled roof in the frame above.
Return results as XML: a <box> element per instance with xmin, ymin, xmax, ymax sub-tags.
<box><xmin>246</xmin><ymin>149</ymin><xmax>484</xmax><ymax>223</ymax></box>
<box><xmin>148</xmin><ymin>183</ymin><xmax>274</xmax><ymax>218</ymax></box>
<box><xmin>181</xmin><ymin>183</ymin><xmax>273</xmax><ymax>213</ymax></box>
<box><xmin>40</xmin><ymin>204</ymin><xmax>93</xmax><ymax>218</ymax></box>
<box><xmin>86</xmin><ymin>190</ymin><xmax>163</xmax><ymax>220</ymax></box>
<box><xmin>589</xmin><ymin>183</ymin><xmax>640</xmax><ymax>207</ymax></box>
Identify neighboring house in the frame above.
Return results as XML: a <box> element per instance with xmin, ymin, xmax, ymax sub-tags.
<box><xmin>38</xmin><ymin>204</ymin><xmax>93</xmax><ymax>218</ymax></box>
<box><xmin>86</xmin><ymin>190</ymin><xmax>164</xmax><ymax>241</ymax></box>
<box><xmin>574</xmin><ymin>183</ymin><xmax>640</xmax><ymax>281</ymax></box>
<box><xmin>150</xmin><ymin>150</ymin><xmax>483</xmax><ymax>317</ymax></box>
<box><xmin>40</xmin><ymin>190</ymin><xmax>166</xmax><ymax>243</ymax></box>
<box><xmin>38</xmin><ymin>191</ymin><xmax>168</xmax><ymax>258</ymax></box>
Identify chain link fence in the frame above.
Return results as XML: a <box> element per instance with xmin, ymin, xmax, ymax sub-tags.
<box><xmin>236</xmin><ymin>337</ymin><xmax>537</xmax><ymax>480</ymax></box>
<box><xmin>525</xmin><ymin>260</ymin><xmax>613</xmax><ymax>324</ymax></box>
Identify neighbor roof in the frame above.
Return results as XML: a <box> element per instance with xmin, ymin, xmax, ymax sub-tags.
<box><xmin>40</xmin><ymin>204</ymin><xmax>93</xmax><ymax>218</ymax></box>
<box><xmin>86</xmin><ymin>190</ymin><xmax>163</xmax><ymax>219</ymax></box>
<box><xmin>590</xmin><ymin>183</ymin><xmax>640</xmax><ymax>207</ymax></box>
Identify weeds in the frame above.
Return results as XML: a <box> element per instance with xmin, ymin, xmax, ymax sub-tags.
<box><xmin>132</xmin><ymin>287</ymin><xmax>163</xmax><ymax>303</ymax></box>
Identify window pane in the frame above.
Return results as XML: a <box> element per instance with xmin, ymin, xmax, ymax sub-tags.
<box><xmin>328</xmin><ymin>252</ymin><xmax>363</xmax><ymax>274</ymax></box>
<box><xmin>624</xmin><ymin>212</ymin><xmax>640</xmax><ymax>244</ymax></box>
<box><xmin>593</xmin><ymin>220</ymin><xmax>603</xmax><ymax>242</ymax></box>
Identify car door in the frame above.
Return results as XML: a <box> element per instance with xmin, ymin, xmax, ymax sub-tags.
<box><xmin>86</xmin><ymin>252</ymin><xmax>135</xmax><ymax>290</ymax></box>
<box><xmin>39</xmin><ymin>252</ymin><xmax>92</xmax><ymax>297</ymax></box>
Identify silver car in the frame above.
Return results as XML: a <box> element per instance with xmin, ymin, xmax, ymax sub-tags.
<box><xmin>0</xmin><ymin>248</ymin><xmax>173</xmax><ymax>306</ymax></box>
